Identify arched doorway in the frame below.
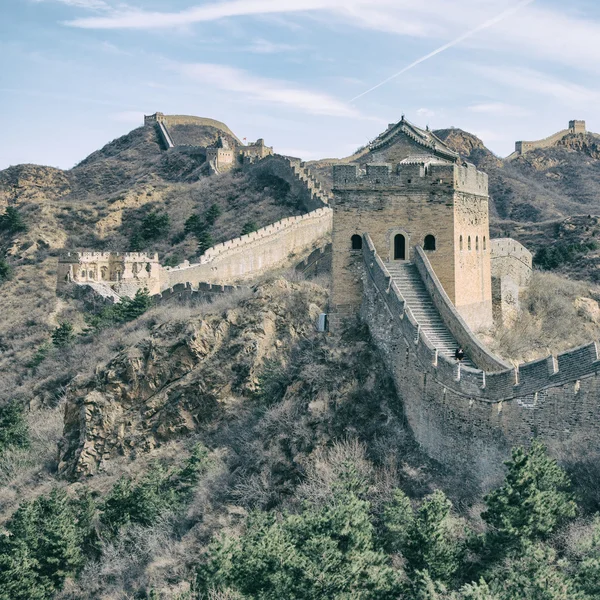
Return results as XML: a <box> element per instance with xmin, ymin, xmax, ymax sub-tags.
<box><xmin>394</xmin><ymin>234</ymin><xmax>406</xmax><ymax>260</ymax></box>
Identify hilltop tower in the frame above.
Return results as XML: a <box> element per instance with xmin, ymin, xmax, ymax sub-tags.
<box><xmin>329</xmin><ymin>117</ymin><xmax>493</xmax><ymax>332</ymax></box>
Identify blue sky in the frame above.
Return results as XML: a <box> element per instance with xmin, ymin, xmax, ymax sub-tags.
<box><xmin>2</xmin><ymin>0</ymin><xmax>600</xmax><ymax>169</ymax></box>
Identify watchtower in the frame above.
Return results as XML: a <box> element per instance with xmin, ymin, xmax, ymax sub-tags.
<box><xmin>329</xmin><ymin>118</ymin><xmax>493</xmax><ymax>332</ymax></box>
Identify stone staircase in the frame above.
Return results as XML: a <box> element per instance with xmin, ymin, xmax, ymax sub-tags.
<box><xmin>289</xmin><ymin>160</ymin><xmax>331</xmax><ymax>205</ymax></box>
<box><xmin>385</xmin><ymin>261</ymin><xmax>474</xmax><ymax>367</ymax></box>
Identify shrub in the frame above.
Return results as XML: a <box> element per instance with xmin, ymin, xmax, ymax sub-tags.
<box><xmin>0</xmin><ymin>257</ymin><xmax>12</xmax><ymax>282</ymax></box>
<box><xmin>199</xmin><ymin>464</ymin><xmax>402</xmax><ymax>599</ymax></box>
<box><xmin>51</xmin><ymin>323</ymin><xmax>74</xmax><ymax>348</ymax></box>
<box><xmin>205</xmin><ymin>204</ymin><xmax>222</xmax><ymax>226</ymax></box>
<box><xmin>0</xmin><ymin>488</ymin><xmax>92</xmax><ymax>599</ymax></box>
<box><xmin>241</xmin><ymin>221</ymin><xmax>258</xmax><ymax>236</ymax></box>
<box><xmin>140</xmin><ymin>211</ymin><xmax>171</xmax><ymax>241</ymax></box>
<box><xmin>87</xmin><ymin>288</ymin><xmax>153</xmax><ymax>330</ymax></box>
<box><xmin>197</xmin><ymin>230</ymin><xmax>214</xmax><ymax>256</ymax></box>
<box><xmin>184</xmin><ymin>214</ymin><xmax>207</xmax><ymax>238</ymax></box>
<box><xmin>0</xmin><ymin>401</ymin><xmax>29</xmax><ymax>454</ymax></box>
<box><xmin>26</xmin><ymin>343</ymin><xmax>51</xmax><ymax>370</ymax></box>
<box><xmin>101</xmin><ymin>444</ymin><xmax>210</xmax><ymax>534</ymax></box>
<box><xmin>482</xmin><ymin>440</ymin><xmax>577</xmax><ymax>555</ymax></box>
<box><xmin>534</xmin><ymin>241</ymin><xmax>598</xmax><ymax>270</ymax></box>
<box><xmin>0</xmin><ymin>207</ymin><xmax>27</xmax><ymax>235</ymax></box>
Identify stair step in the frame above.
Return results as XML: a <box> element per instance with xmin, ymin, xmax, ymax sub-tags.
<box><xmin>384</xmin><ymin>261</ymin><xmax>474</xmax><ymax>367</ymax></box>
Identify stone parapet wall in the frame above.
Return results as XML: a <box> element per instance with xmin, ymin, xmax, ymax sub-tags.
<box><xmin>333</xmin><ymin>163</ymin><xmax>488</xmax><ymax>198</ymax></box>
<box><xmin>490</xmin><ymin>238</ymin><xmax>532</xmax><ymax>287</ymax></box>
<box><xmin>253</xmin><ymin>155</ymin><xmax>331</xmax><ymax>210</ymax></box>
<box><xmin>362</xmin><ymin>240</ymin><xmax>600</xmax><ymax>475</ymax></box>
<box><xmin>361</xmin><ymin>237</ymin><xmax>600</xmax><ymax>479</ymax></box>
<box><xmin>165</xmin><ymin>207</ymin><xmax>333</xmax><ymax>288</ymax></box>
<box><xmin>514</xmin><ymin>121</ymin><xmax>586</xmax><ymax>156</ymax></box>
<box><xmin>413</xmin><ymin>245</ymin><xmax>508</xmax><ymax>371</ymax></box>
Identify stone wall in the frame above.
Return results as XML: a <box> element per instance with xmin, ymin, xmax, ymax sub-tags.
<box><xmin>145</xmin><ymin>113</ymin><xmax>242</xmax><ymax>144</ymax></box>
<box><xmin>490</xmin><ymin>238</ymin><xmax>532</xmax><ymax>287</ymax></box>
<box><xmin>413</xmin><ymin>246</ymin><xmax>508</xmax><ymax>371</ymax></box>
<box><xmin>58</xmin><ymin>251</ymin><xmax>164</xmax><ymax>296</ymax></box>
<box><xmin>514</xmin><ymin>120</ymin><xmax>587</xmax><ymax>156</ymax></box>
<box><xmin>331</xmin><ymin>162</ymin><xmax>492</xmax><ymax>331</ymax></box>
<box><xmin>490</xmin><ymin>238</ymin><xmax>532</xmax><ymax>325</ymax></box>
<box><xmin>165</xmin><ymin>207</ymin><xmax>333</xmax><ymax>288</ymax></box>
<box><xmin>252</xmin><ymin>155</ymin><xmax>331</xmax><ymax>211</ymax></box>
<box><xmin>361</xmin><ymin>236</ymin><xmax>600</xmax><ymax>482</ymax></box>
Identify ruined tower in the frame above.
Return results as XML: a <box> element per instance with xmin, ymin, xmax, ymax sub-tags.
<box><xmin>329</xmin><ymin>117</ymin><xmax>493</xmax><ymax>332</ymax></box>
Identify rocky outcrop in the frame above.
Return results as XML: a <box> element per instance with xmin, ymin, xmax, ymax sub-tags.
<box><xmin>433</xmin><ymin>128</ymin><xmax>502</xmax><ymax>169</ymax></box>
<box><xmin>58</xmin><ymin>279</ymin><xmax>327</xmax><ymax>478</ymax></box>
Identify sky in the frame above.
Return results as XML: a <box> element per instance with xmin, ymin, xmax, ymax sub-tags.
<box><xmin>2</xmin><ymin>0</ymin><xmax>600</xmax><ymax>169</ymax></box>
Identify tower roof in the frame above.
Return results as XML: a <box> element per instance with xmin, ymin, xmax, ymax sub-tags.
<box><xmin>369</xmin><ymin>116</ymin><xmax>459</xmax><ymax>163</ymax></box>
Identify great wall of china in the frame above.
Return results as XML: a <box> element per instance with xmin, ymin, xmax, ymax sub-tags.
<box><xmin>507</xmin><ymin>120</ymin><xmax>587</xmax><ymax>160</ymax></box>
<box><xmin>361</xmin><ymin>235</ymin><xmax>600</xmax><ymax>479</ymax></box>
<box><xmin>56</xmin><ymin>114</ymin><xmax>600</xmax><ymax>480</ymax></box>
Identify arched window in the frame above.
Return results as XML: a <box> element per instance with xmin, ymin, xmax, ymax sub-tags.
<box><xmin>351</xmin><ymin>234</ymin><xmax>362</xmax><ymax>250</ymax></box>
<box><xmin>483</xmin><ymin>236</ymin><xmax>487</xmax><ymax>251</ymax></box>
<box><xmin>468</xmin><ymin>236</ymin><xmax>471</xmax><ymax>251</ymax></box>
<box><xmin>460</xmin><ymin>235</ymin><xmax>463</xmax><ymax>251</ymax></box>
<box><xmin>424</xmin><ymin>235</ymin><xmax>436</xmax><ymax>251</ymax></box>
<box><xmin>476</xmin><ymin>236</ymin><xmax>479</xmax><ymax>251</ymax></box>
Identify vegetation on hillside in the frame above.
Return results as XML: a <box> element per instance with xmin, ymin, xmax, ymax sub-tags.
<box><xmin>487</xmin><ymin>271</ymin><xmax>600</xmax><ymax>363</ymax></box>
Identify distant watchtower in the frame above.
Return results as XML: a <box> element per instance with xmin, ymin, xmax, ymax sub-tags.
<box><xmin>329</xmin><ymin>117</ymin><xmax>493</xmax><ymax>332</ymax></box>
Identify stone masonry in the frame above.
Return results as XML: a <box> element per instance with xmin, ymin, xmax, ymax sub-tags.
<box><xmin>361</xmin><ymin>235</ymin><xmax>600</xmax><ymax>482</ymax></box>
<box><xmin>330</xmin><ymin>117</ymin><xmax>492</xmax><ymax>332</ymax></box>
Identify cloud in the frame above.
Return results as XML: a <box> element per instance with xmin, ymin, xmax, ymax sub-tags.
<box><xmin>475</xmin><ymin>66</ymin><xmax>600</xmax><ymax>106</ymax></box>
<box><xmin>174</xmin><ymin>62</ymin><xmax>360</xmax><ymax>118</ymax></box>
<box><xmin>37</xmin><ymin>0</ymin><xmax>110</xmax><ymax>10</ymax></box>
<box><xmin>65</xmin><ymin>0</ymin><xmax>366</xmax><ymax>29</ymax></box>
<box><xmin>468</xmin><ymin>102</ymin><xmax>530</xmax><ymax>117</ymax></box>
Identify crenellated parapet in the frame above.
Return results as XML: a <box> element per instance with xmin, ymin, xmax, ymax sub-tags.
<box><xmin>361</xmin><ymin>234</ymin><xmax>600</xmax><ymax>480</ymax></box>
<box><xmin>511</xmin><ymin>120</ymin><xmax>587</xmax><ymax>158</ymax></box>
<box><xmin>333</xmin><ymin>161</ymin><xmax>488</xmax><ymax>197</ymax></box>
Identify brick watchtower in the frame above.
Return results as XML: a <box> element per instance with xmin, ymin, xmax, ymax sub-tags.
<box><xmin>329</xmin><ymin>118</ymin><xmax>493</xmax><ymax>332</ymax></box>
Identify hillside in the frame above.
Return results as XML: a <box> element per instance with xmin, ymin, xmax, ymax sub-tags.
<box><xmin>434</xmin><ymin>127</ymin><xmax>600</xmax><ymax>222</ymax></box>
<box><xmin>5</xmin><ymin>115</ymin><xmax>600</xmax><ymax>598</ymax></box>
<box><xmin>0</xmin><ymin>121</ymin><xmax>312</xmax><ymax>398</ymax></box>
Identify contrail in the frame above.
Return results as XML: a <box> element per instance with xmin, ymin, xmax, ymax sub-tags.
<box><xmin>350</xmin><ymin>0</ymin><xmax>535</xmax><ymax>103</ymax></box>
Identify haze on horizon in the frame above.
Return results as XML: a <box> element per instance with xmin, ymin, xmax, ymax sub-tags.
<box><xmin>2</xmin><ymin>0</ymin><xmax>600</xmax><ymax>170</ymax></box>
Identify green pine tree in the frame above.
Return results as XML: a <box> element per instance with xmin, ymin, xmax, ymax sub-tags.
<box><xmin>204</xmin><ymin>204</ymin><xmax>222</xmax><ymax>226</ymax></box>
<box><xmin>0</xmin><ymin>206</ymin><xmax>27</xmax><ymax>234</ymax></box>
<box><xmin>184</xmin><ymin>214</ymin><xmax>207</xmax><ymax>237</ymax></box>
<box><xmin>200</xmin><ymin>465</ymin><xmax>403</xmax><ymax>599</ymax></box>
<box><xmin>0</xmin><ymin>488</ymin><xmax>89</xmax><ymax>597</ymax></box>
<box><xmin>0</xmin><ymin>256</ymin><xmax>12</xmax><ymax>282</ymax></box>
<box><xmin>197</xmin><ymin>230</ymin><xmax>214</xmax><ymax>256</ymax></box>
<box><xmin>51</xmin><ymin>322</ymin><xmax>74</xmax><ymax>348</ymax></box>
<box><xmin>482</xmin><ymin>440</ymin><xmax>577</xmax><ymax>554</ymax></box>
<box><xmin>0</xmin><ymin>401</ymin><xmax>29</xmax><ymax>454</ymax></box>
<box><xmin>241</xmin><ymin>221</ymin><xmax>258</xmax><ymax>236</ymax></box>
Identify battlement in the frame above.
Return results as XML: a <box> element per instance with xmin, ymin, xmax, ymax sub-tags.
<box><xmin>59</xmin><ymin>251</ymin><xmax>159</xmax><ymax>263</ymax></box>
<box><xmin>333</xmin><ymin>161</ymin><xmax>488</xmax><ymax>196</ymax></box>
<box><xmin>168</xmin><ymin>207</ymin><xmax>332</xmax><ymax>272</ymax></box>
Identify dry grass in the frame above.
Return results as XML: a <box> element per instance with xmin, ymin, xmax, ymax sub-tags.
<box><xmin>487</xmin><ymin>271</ymin><xmax>600</xmax><ymax>363</ymax></box>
